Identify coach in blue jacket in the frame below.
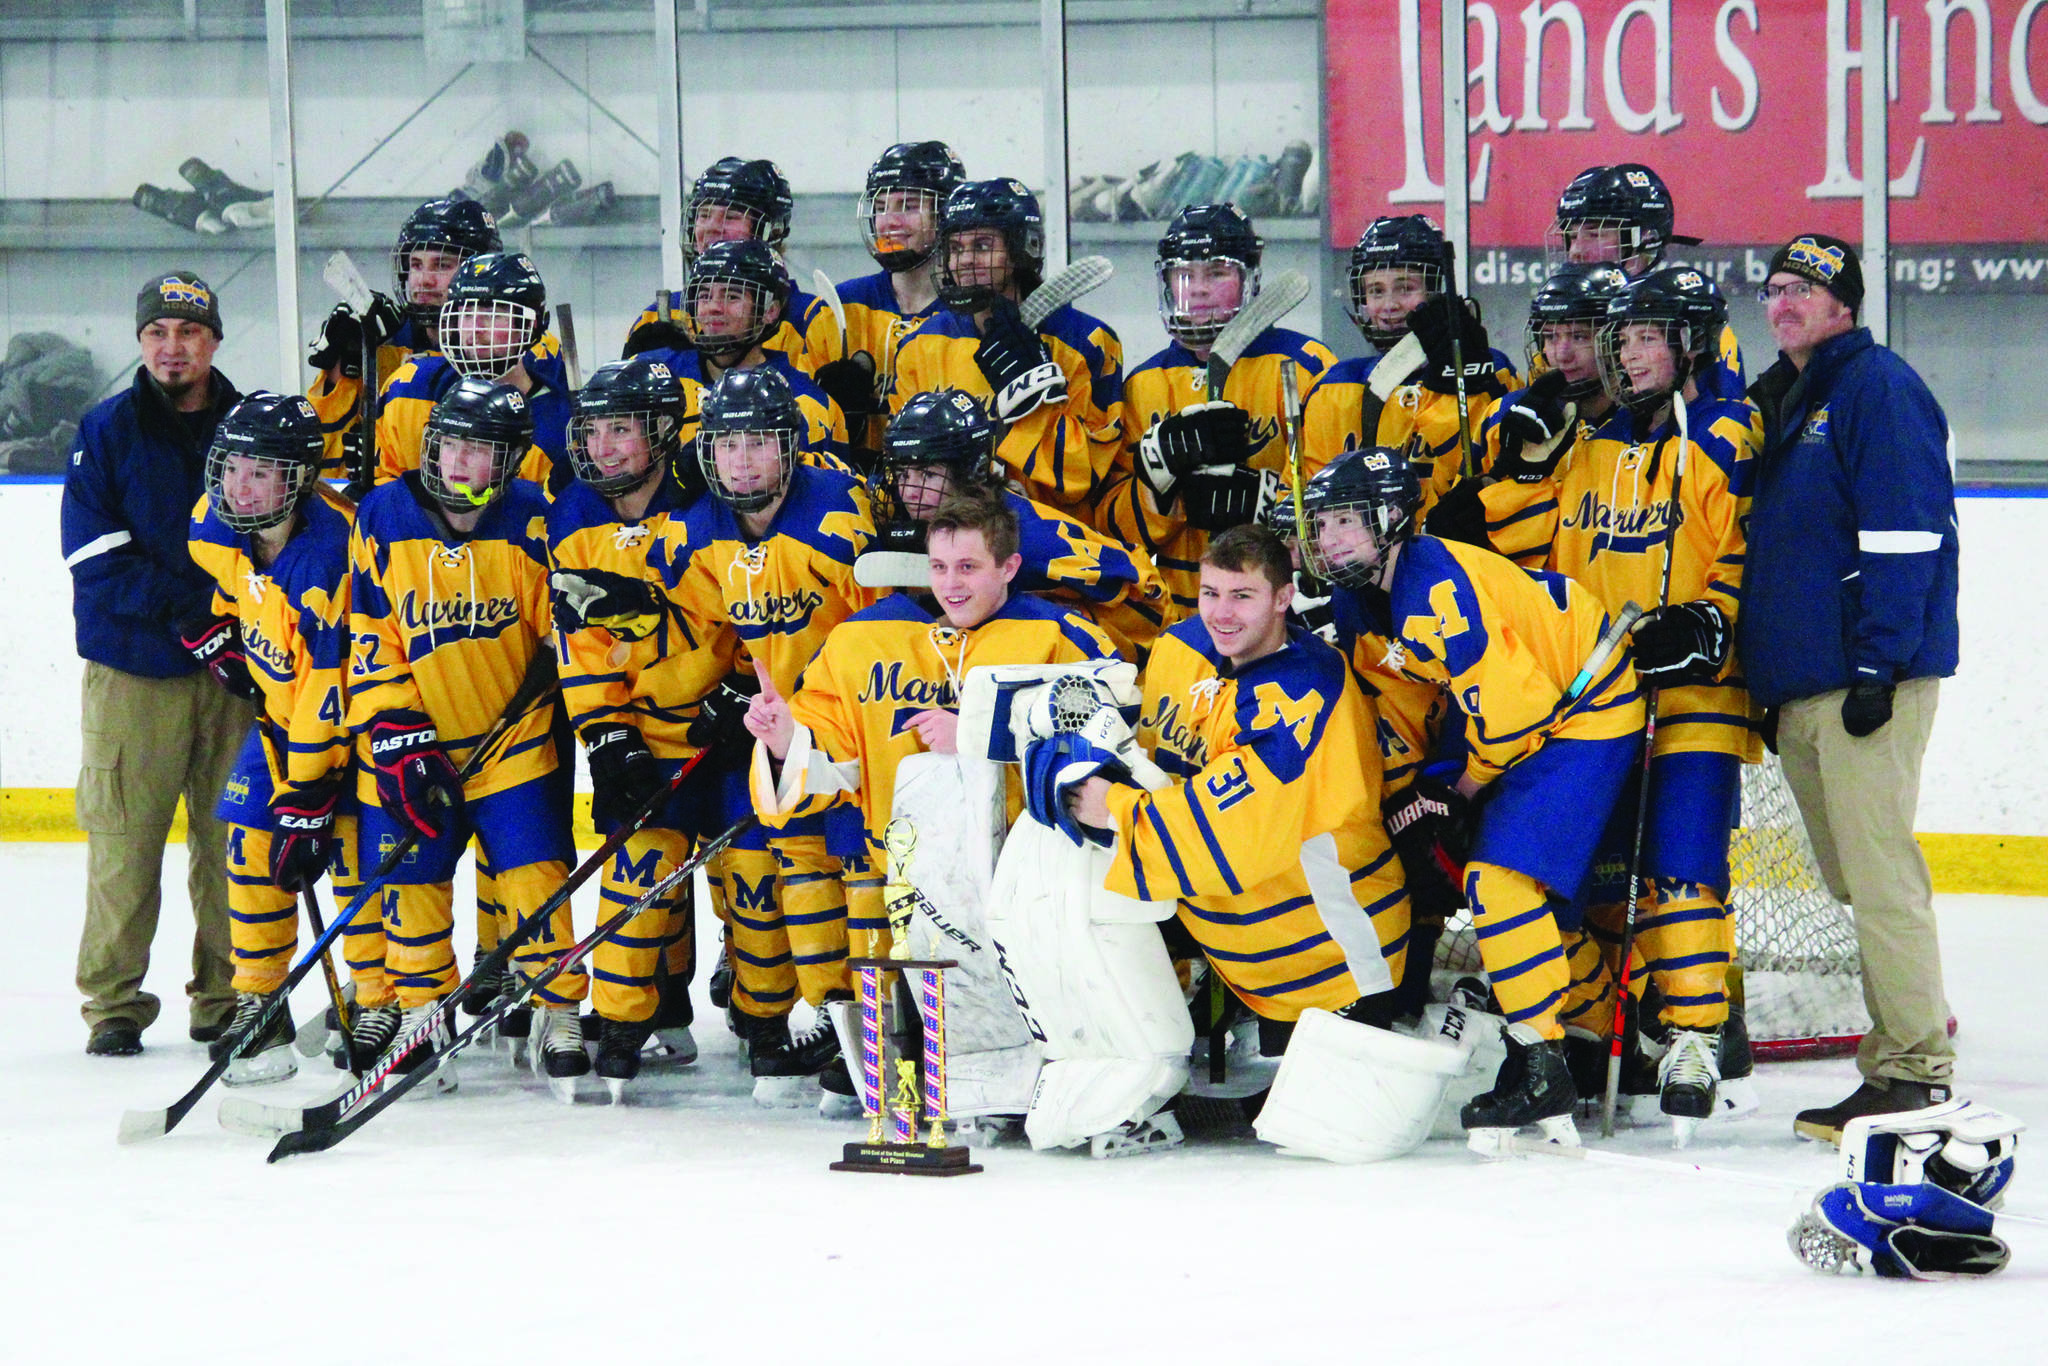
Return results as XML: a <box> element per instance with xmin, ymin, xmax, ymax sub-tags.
<box><xmin>1743</xmin><ymin>234</ymin><xmax>1958</xmax><ymax>1143</ymax></box>
<box><xmin>60</xmin><ymin>272</ymin><xmax>250</xmax><ymax>1056</ymax></box>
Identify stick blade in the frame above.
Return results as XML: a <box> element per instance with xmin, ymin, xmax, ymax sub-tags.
<box><xmin>1209</xmin><ymin>268</ymin><xmax>1310</xmax><ymax>370</ymax></box>
<box><xmin>115</xmin><ymin>1107</ymin><xmax>169</xmax><ymax>1146</ymax></box>
<box><xmin>1021</xmin><ymin>255</ymin><xmax>1114</xmax><ymax>330</ymax></box>
<box><xmin>218</xmin><ymin>1094</ymin><xmax>311</xmax><ymax>1141</ymax></box>
<box><xmin>322</xmin><ymin>251</ymin><xmax>373</xmax><ymax>313</ymax></box>
<box><xmin>268</xmin><ymin>1123</ymin><xmax>347</xmax><ymax>1163</ymax></box>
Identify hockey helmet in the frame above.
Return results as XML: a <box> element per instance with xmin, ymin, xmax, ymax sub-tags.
<box><xmin>873</xmin><ymin>389</ymin><xmax>1002</xmax><ymax>527</ymax></box>
<box><xmin>938</xmin><ymin>178</ymin><xmax>1045</xmax><ymax>311</ymax></box>
<box><xmin>1595</xmin><ymin>266</ymin><xmax>1722</xmax><ymax>420</ymax></box>
<box><xmin>686</xmin><ymin>156</ymin><xmax>793</xmax><ymax>260</ymax></box>
<box><xmin>394</xmin><ymin>196</ymin><xmax>503</xmax><ymax>323</ymax></box>
<box><xmin>439</xmin><ymin>251</ymin><xmax>549</xmax><ymax>380</ymax></box>
<box><xmin>684</xmin><ymin>239</ymin><xmax>792</xmax><ymax>362</ymax></box>
<box><xmin>1347</xmin><ymin>215</ymin><xmax>1453</xmax><ymax>351</ymax></box>
<box><xmin>1155</xmin><ymin>203</ymin><xmax>1265</xmax><ymax>347</ymax></box>
<box><xmin>567</xmin><ymin>355</ymin><xmax>688</xmax><ymax>498</ymax></box>
<box><xmin>1546</xmin><ymin>164</ymin><xmax>1693</xmax><ymax>276</ymax></box>
<box><xmin>204</xmin><ymin>390</ymin><xmax>326</xmax><ymax>534</ymax></box>
<box><xmin>861</xmin><ymin>141</ymin><xmax>967</xmax><ymax>271</ymax></box>
<box><xmin>696</xmin><ymin>364</ymin><xmax>803</xmax><ymax>514</ymax></box>
<box><xmin>1526</xmin><ymin>262</ymin><xmax>1629</xmax><ymax>399</ymax></box>
<box><xmin>421</xmin><ymin>377</ymin><xmax>532</xmax><ymax>514</ymax></box>
<box><xmin>1299</xmin><ymin>446</ymin><xmax>1420</xmax><ymax>590</ymax></box>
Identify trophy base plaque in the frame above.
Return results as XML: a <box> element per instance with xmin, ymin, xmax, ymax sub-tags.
<box><xmin>829</xmin><ymin>1141</ymin><xmax>983</xmax><ymax>1177</ymax></box>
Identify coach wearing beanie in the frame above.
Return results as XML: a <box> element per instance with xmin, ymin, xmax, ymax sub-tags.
<box><xmin>1741</xmin><ymin>234</ymin><xmax>1960</xmax><ymax>1142</ymax></box>
<box><xmin>60</xmin><ymin>270</ymin><xmax>250</xmax><ymax>1056</ymax></box>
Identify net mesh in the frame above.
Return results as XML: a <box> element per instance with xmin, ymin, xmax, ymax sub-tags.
<box><xmin>1433</xmin><ymin>751</ymin><xmax>1868</xmax><ymax>1058</ymax></box>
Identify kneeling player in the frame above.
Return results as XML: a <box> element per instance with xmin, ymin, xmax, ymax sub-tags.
<box><xmin>1300</xmin><ymin>448</ymin><xmax>1646</xmax><ymax>1149</ymax></box>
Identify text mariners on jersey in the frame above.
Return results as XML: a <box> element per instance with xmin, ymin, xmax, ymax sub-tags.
<box><xmin>857</xmin><ymin>660</ymin><xmax>956</xmax><ymax>710</ymax></box>
<box><xmin>727</xmin><ymin>586</ymin><xmax>827</xmax><ymax>631</ymax></box>
<box><xmin>394</xmin><ymin>587</ymin><xmax>522</xmax><ymax>636</ymax></box>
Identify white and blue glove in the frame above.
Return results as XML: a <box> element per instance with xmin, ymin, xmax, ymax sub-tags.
<box><xmin>1023</xmin><ymin>729</ymin><xmax>1126</xmax><ymax>848</ymax></box>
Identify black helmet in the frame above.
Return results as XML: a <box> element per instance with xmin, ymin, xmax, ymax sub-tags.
<box><xmin>394</xmin><ymin>197</ymin><xmax>503</xmax><ymax>324</ymax></box>
<box><xmin>421</xmin><ymin>378</ymin><xmax>532</xmax><ymax>513</ymax></box>
<box><xmin>686</xmin><ymin>156</ymin><xmax>793</xmax><ymax>261</ymax></box>
<box><xmin>696</xmin><ymin>364</ymin><xmax>803</xmax><ymax>514</ymax></box>
<box><xmin>1595</xmin><ymin>266</ymin><xmax>1722</xmax><ymax>421</ymax></box>
<box><xmin>1526</xmin><ymin>262</ymin><xmax>1629</xmax><ymax>399</ymax></box>
<box><xmin>937</xmin><ymin>178</ymin><xmax>1045</xmax><ymax>311</ymax></box>
<box><xmin>567</xmin><ymin>355</ymin><xmax>688</xmax><ymax>498</ymax></box>
<box><xmin>440</xmin><ymin>251</ymin><xmax>548</xmax><ymax>380</ymax></box>
<box><xmin>1155</xmin><ymin>203</ymin><xmax>1265</xmax><ymax>347</ymax></box>
<box><xmin>204</xmin><ymin>390</ymin><xmax>325</xmax><ymax>534</ymax></box>
<box><xmin>685</xmin><ymin>239</ymin><xmax>792</xmax><ymax>362</ymax></box>
<box><xmin>871</xmin><ymin>389</ymin><xmax>1002</xmax><ymax>530</ymax></box>
<box><xmin>1299</xmin><ymin>446</ymin><xmax>1420</xmax><ymax>590</ymax></box>
<box><xmin>860</xmin><ymin>141</ymin><xmax>966</xmax><ymax>271</ymax></box>
<box><xmin>1546</xmin><ymin>164</ymin><xmax>1686</xmax><ymax>275</ymax></box>
<box><xmin>1347</xmin><ymin>215</ymin><xmax>1453</xmax><ymax>350</ymax></box>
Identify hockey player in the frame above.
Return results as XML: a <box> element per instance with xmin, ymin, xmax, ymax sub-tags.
<box><xmin>889</xmin><ymin>178</ymin><xmax>1124</xmax><ymax>520</ymax></box>
<box><xmin>374</xmin><ymin>251</ymin><xmax>568</xmax><ymax>488</ymax></box>
<box><xmin>1439</xmin><ymin>268</ymin><xmax>1763</xmax><ymax>1141</ymax></box>
<box><xmin>869</xmin><ymin>389</ymin><xmax>1165</xmax><ymax>657</ymax></box>
<box><xmin>1298</xmin><ymin>447</ymin><xmax>1646</xmax><ymax>1148</ymax></box>
<box><xmin>656</xmin><ymin>365</ymin><xmax>876</xmax><ymax>1102</ymax></box>
<box><xmin>548</xmin><ymin>356</ymin><xmax>736</xmax><ymax>1095</ymax></box>
<box><xmin>306</xmin><ymin>196</ymin><xmax>500</xmax><ymax>478</ymax></box>
<box><xmin>1543</xmin><ymin>164</ymin><xmax>1745</xmax><ymax>400</ymax></box>
<box><xmin>186</xmin><ymin>392</ymin><xmax>390</xmax><ymax>1082</ymax></box>
<box><xmin>1058</xmin><ymin>523</ymin><xmax>1410</xmax><ymax>1040</ymax></box>
<box><xmin>1299</xmin><ymin>215</ymin><xmax>1519</xmax><ymax>514</ymax></box>
<box><xmin>1098</xmin><ymin>203</ymin><xmax>1336</xmax><ymax>625</ymax></box>
<box><xmin>348</xmin><ymin>378</ymin><xmax>586</xmax><ymax>1095</ymax></box>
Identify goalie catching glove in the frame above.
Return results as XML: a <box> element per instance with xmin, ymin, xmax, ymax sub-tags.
<box><xmin>269</xmin><ymin>772</ymin><xmax>341</xmax><ymax>894</ymax></box>
<box><xmin>551</xmin><ymin>568</ymin><xmax>663</xmax><ymax>641</ymax></box>
<box><xmin>1492</xmin><ymin>369</ymin><xmax>1576</xmax><ymax>483</ymax></box>
<box><xmin>1629</xmin><ymin>600</ymin><xmax>1729</xmax><ymax>688</ymax></box>
<box><xmin>975</xmin><ymin>304</ymin><xmax>1066</xmax><ymax>421</ymax></box>
<box><xmin>368</xmin><ymin>710</ymin><xmax>462</xmax><ymax>840</ymax></box>
<box><xmin>1023</xmin><ymin>729</ymin><xmax>1129</xmax><ymax>849</ymax></box>
<box><xmin>583</xmin><ymin>721</ymin><xmax>663</xmax><ymax>832</ymax></box>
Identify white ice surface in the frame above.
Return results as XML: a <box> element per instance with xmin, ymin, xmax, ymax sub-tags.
<box><xmin>6</xmin><ymin>843</ymin><xmax>2044</xmax><ymax>1363</ymax></box>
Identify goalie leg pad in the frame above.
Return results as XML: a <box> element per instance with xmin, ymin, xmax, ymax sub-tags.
<box><xmin>1254</xmin><ymin>1007</ymin><xmax>1471</xmax><ymax>1163</ymax></box>
<box><xmin>1422</xmin><ymin>1001</ymin><xmax>1509</xmax><ymax>1140</ymax></box>
<box><xmin>1023</xmin><ymin>1056</ymin><xmax>1188</xmax><ymax>1151</ymax></box>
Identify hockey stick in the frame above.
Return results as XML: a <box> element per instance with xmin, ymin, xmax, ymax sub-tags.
<box><xmin>220</xmin><ymin>742</ymin><xmax>719</xmax><ymax>1144</ymax></box>
<box><xmin>264</xmin><ymin>810</ymin><xmax>758</xmax><ymax>1160</ymax></box>
<box><xmin>1021</xmin><ymin>254</ymin><xmax>1115</xmax><ymax>331</ymax></box>
<box><xmin>1600</xmin><ymin>401</ymin><xmax>1689</xmax><ymax>1139</ymax></box>
<box><xmin>298</xmin><ymin>885</ymin><xmax>360</xmax><ymax>1076</ymax></box>
<box><xmin>1205</xmin><ymin>269</ymin><xmax>1309</xmax><ymax>399</ymax></box>
<box><xmin>811</xmin><ymin>268</ymin><xmax>848</xmax><ymax>351</ymax></box>
<box><xmin>323</xmin><ymin>250</ymin><xmax>380</xmax><ymax>497</ymax></box>
<box><xmin>116</xmin><ymin>651</ymin><xmax>557</xmax><ymax>1145</ymax></box>
<box><xmin>1447</xmin><ymin>291</ymin><xmax>1479</xmax><ymax>481</ymax></box>
<box><xmin>556</xmin><ymin>302</ymin><xmax>583</xmax><ymax>390</ymax></box>
<box><xmin>1280</xmin><ymin>358</ymin><xmax>1307</xmax><ymax>542</ymax></box>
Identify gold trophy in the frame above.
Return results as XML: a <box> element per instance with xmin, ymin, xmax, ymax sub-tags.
<box><xmin>829</xmin><ymin>817</ymin><xmax>982</xmax><ymax>1177</ymax></box>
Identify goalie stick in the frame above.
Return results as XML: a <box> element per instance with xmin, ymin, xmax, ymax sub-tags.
<box><xmin>323</xmin><ymin>250</ymin><xmax>380</xmax><ymax>497</ymax></box>
<box><xmin>1205</xmin><ymin>268</ymin><xmax>1309</xmax><ymax>398</ymax></box>
<box><xmin>218</xmin><ymin>744</ymin><xmax>721</xmax><ymax>1145</ymax></box>
<box><xmin>117</xmin><ymin>650</ymin><xmax>557</xmax><ymax>1145</ymax></box>
<box><xmin>1022</xmin><ymin>254</ymin><xmax>1114</xmax><ymax>331</ymax></box>
<box><xmin>258</xmin><ymin>812</ymin><xmax>759</xmax><ymax>1160</ymax></box>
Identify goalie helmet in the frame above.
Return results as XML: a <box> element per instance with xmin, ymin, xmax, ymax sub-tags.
<box><xmin>1595</xmin><ymin>266</ymin><xmax>1719</xmax><ymax>421</ymax></box>
<box><xmin>686</xmin><ymin>156</ymin><xmax>793</xmax><ymax>261</ymax></box>
<box><xmin>697</xmin><ymin>364</ymin><xmax>802</xmax><ymax>514</ymax></box>
<box><xmin>394</xmin><ymin>196</ymin><xmax>503</xmax><ymax>324</ymax></box>
<box><xmin>420</xmin><ymin>377</ymin><xmax>532</xmax><ymax>514</ymax></box>
<box><xmin>204</xmin><ymin>390</ymin><xmax>325</xmax><ymax>534</ymax></box>
<box><xmin>1545</xmin><ymin>164</ymin><xmax>1684</xmax><ymax>276</ymax></box>
<box><xmin>860</xmin><ymin>141</ymin><xmax>966</xmax><ymax>271</ymax></box>
<box><xmin>685</xmin><ymin>239</ymin><xmax>792</xmax><ymax>362</ymax></box>
<box><xmin>1347</xmin><ymin>215</ymin><xmax>1453</xmax><ymax>351</ymax></box>
<box><xmin>872</xmin><ymin>388</ymin><xmax>1002</xmax><ymax>531</ymax></box>
<box><xmin>1299</xmin><ymin>446</ymin><xmax>1420</xmax><ymax>590</ymax></box>
<box><xmin>567</xmin><ymin>355</ymin><xmax>688</xmax><ymax>498</ymax></box>
<box><xmin>439</xmin><ymin>251</ymin><xmax>548</xmax><ymax>380</ymax></box>
<box><xmin>1526</xmin><ymin>262</ymin><xmax>1629</xmax><ymax>400</ymax></box>
<box><xmin>1155</xmin><ymin>203</ymin><xmax>1264</xmax><ymax>348</ymax></box>
<box><xmin>938</xmin><ymin>178</ymin><xmax>1045</xmax><ymax>312</ymax></box>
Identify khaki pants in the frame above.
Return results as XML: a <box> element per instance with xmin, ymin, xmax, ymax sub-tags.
<box><xmin>1777</xmin><ymin>677</ymin><xmax>1954</xmax><ymax>1084</ymax></box>
<box><xmin>74</xmin><ymin>663</ymin><xmax>252</xmax><ymax>1034</ymax></box>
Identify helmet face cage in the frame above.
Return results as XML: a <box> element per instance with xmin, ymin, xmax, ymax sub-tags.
<box><xmin>1346</xmin><ymin>254</ymin><xmax>1445</xmax><ymax>349</ymax></box>
<box><xmin>440</xmin><ymin>297</ymin><xmax>541</xmax><ymax>379</ymax></box>
<box><xmin>1156</xmin><ymin>255</ymin><xmax>1260</xmax><ymax>348</ymax></box>
<box><xmin>205</xmin><ymin>442</ymin><xmax>318</xmax><ymax>534</ymax></box>
<box><xmin>938</xmin><ymin>181</ymin><xmax>1044</xmax><ymax>311</ymax></box>
<box><xmin>1300</xmin><ymin>449</ymin><xmax>1418</xmax><ymax>589</ymax></box>
<box><xmin>394</xmin><ymin>240</ymin><xmax>480</xmax><ymax>324</ymax></box>
<box><xmin>567</xmin><ymin>410</ymin><xmax>678</xmax><ymax>497</ymax></box>
<box><xmin>1595</xmin><ymin>315</ymin><xmax>1691</xmax><ymax>416</ymax></box>
<box><xmin>685</xmin><ymin>253</ymin><xmax>788</xmax><ymax>359</ymax></box>
<box><xmin>1543</xmin><ymin>215</ymin><xmax>1662</xmax><ymax>276</ymax></box>
<box><xmin>393</xmin><ymin>200</ymin><xmax>501</xmax><ymax>324</ymax></box>
<box><xmin>699</xmin><ymin>424</ymin><xmax>797</xmax><ymax>514</ymax></box>
<box><xmin>685</xmin><ymin>159</ymin><xmax>793</xmax><ymax>262</ymax></box>
<box><xmin>860</xmin><ymin>184</ymin><xmax>944</xmax><ymax>271</ymax></box>
<box><xmin>421</xmin><ymin>425</ymin><xmax>518</xmax><ymax>513</ymax></box>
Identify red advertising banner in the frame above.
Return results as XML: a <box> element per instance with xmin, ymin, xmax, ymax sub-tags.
<box><xmin>1327</xmin><ymin>0</ymin><xmax>2048</xmax><ymax>261</ymax></box>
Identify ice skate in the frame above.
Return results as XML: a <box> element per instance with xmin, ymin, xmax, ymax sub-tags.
<box><xmin>1657</xmin><ymin>1028</ymin><xmax>1721</xmax><ymax>1149</ymax></box>
<box><xmin>177</xmin><ymin>157</ymin><xmax>270</xmax><ymax>227</ymax></box>
<box><xmin>596</xmin><ymin>1018</ymin><xmax>651</xmax><ymax>1105</ymax></box>
<box><xmin>1462</xmin><ymin>1023</ymin><xmax>1580</xmax><ymax>1155</ymax></box>
<box><xmin>387</xmin><ymin>1000</ymin><xmax>458</xmax><ymax>1097</ymax></box>
<box><xmin>1713</xmin><ymin>1002</ymin><xmax>1760</xmax><ymax>1120</ymax></box>
<box><xmin>647</xmin><ymin>981</ymin><xmax>698</xmax><ymax>1066</ymax></box>
<box><xmin>536</xmin><ymin>1004</ymin><xmax>590</xmax><ymax>1105</ymax></box>
<box><xmin>219</xmin><ymin>992</ymin><xmax>297</xmax><ymax>1088</ymax></box>
<box><xmin>346</xmin><ymin>1003</ymin><xmax>401</xmax><ymax>1075</ymax></box>
<box><xmin>1089</xmin><ymin>1110</ymin><xmax>1185</xmax><ymax>1159</ymax></box>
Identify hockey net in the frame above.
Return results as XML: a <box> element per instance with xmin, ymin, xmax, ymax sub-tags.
<box><xmin>1434</xmin><ymin>752</ymin><xmax>1870</xmax><ymax>1061</ymax></box>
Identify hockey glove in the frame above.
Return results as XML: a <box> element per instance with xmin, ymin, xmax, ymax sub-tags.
<box><xmin>1023</xmin><ymin>729</ymin><xmax>1126</xmax><ymax>848</ymax></box>
<box><xmin>269</xmin><ymin>772</ymin><xmax>342</xmax><ymax>894</ymax></box>
<box><xmin>1841</xmin><ymin>682</ymin><xmax>1894</xmax><ymax>738</ymax></box>
<box><xmin>1493</xmin><ymin>369</ymin><xmax>1576</xmax><ymax>482</ymax></box>
<box><xmin>368</xmin><ymin>710</ymin><xmax>463</xmax><ymax>841</ymax></box>
<box><xmin>1181</xmin><ymin>465</ymin><xmax>1276</xmax><ymax>533</ymax></box>
<box><xmin>622</xmin><ymin>318</ymin><xmax>692</xmax><ymax>360</ymax></box>
<box><xmin>976</xmin><ymin>305</ymin><xmax>1065</xmax><ymax>421</ymax></box>
<box><xmin>1291</xmin><ymin>575</ymin><xmax>1339</xmax><ymax>647</ymax></box>
<box><xmin>583</xmin><ymin>721</ymin><xmax>664</xmax><ymax>833</ymax></box>
<box><xmin>1423</xmin><ymin>478</ymin><xmax>1492</xmax><ymax>549</ymax></box>
<box><xmin>178</xmin><ymin>614</ymin><xmax>261</xmax><ymax>702</ymax></box>
<box><xmin>550</xmin><ymin>568</ymin><xmax>663</xmax><ymax>642</ymax></box>
<box><xmin>1629</xmin><ymin>600</ymin><xmax>1730</xmax><ymax>688</ymax></box>
<box><xmin>685</xmin><ymin>672</ymin><xmax>761</xmax><ymax>772</ymax></box>
<box><xmin>308</xmin><ymin>295</ymin><xmax>403</xmax><ymax>377</ymax></box>
<box><xmin>1382</xmin><ymin>774</ymin><xmax>1473</xmax><ymax>920</ymax></box>
<box><xmin>1137</xmin><ymin>402</ymin><xmax>1251</xmax><ymax>505</ymax></box>
<box><xmin>812</xmin><ymin>352</ymin><xmax>880</xmax><ymax>426</ymax></box>
<box><xmin>1404</xmin><ymin>294</ymin><xmax>1493</xmax><ymax>395</ymax></box>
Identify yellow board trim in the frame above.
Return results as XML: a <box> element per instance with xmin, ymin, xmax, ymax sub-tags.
<box><xmin>3</xmin><ymin>786</ymin><xmax>2044</xmax><ymax>896</ymax></box>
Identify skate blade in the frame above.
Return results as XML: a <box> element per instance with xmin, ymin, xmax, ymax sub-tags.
<box><xmin>818</xmin><ymin>1091</ymin><xmax>862</xmax><ymax>1121</ymax></box>
<box><xmin>1089</xmin><ymin>1114</ymin><xmax>1185</xmax><ymax>1159</ymax></box>
<box><xmin>751</xmin><ymin>1074</ymin><xmax>816</xmax><ymax>1109</ymax></box>
<box><xmin>1669</xmin><ymin>1114</ymin><xmax>1702</xmax><ymax>1150</ymax></box>
<box><xmin>223</xmin><ymin>1046</ymin><xmax>298</xmax><ymax>1088</ymax></box>
<box><xmin>1467</xmin><ymin>1113</ymin><xmax>1581</xmax><ymax>1158</ymax></box>
<box><xmin>649</xmin><ymin>1026</ymin><xmax>698</xmax><ymax>1065</ymax></box>
<box><xmin>1715</xmin><ymin>1075</ymin><xmax>1760</xmax><ymax>1120</ymax></box>
<box><xmin>396</xmin><ymin>1062</ymin><xmax>458</xmax><ymax>1100</ymax></box>
<box><xmin>546</xmin><ymin>1070</ymin><xmax>589</xmax><ymax>1106</ymax></box>
<box><xmin>604</xmin><ymin>1077</ymin><xmax>626</xmax><ymax>1106</ymax></box>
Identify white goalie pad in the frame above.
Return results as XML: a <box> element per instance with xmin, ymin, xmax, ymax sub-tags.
<box><xmin>888</xmin><ymin>752</ymin><xmax>1044</xmax><ymax>1117</ymax></box>
<box><xmin>1417</xmin><ymin>1001</ymin><xmax>1508</xmax><ymax>1140</ymax></box>
<box><xmin>1026</xmin><ymin>1057</ymin><xmax>1188</xmax><ymax>1153</ymax></box>
<box><xmin>1255</xmin><ymin>1007</ymin><xmax>1472</xmax><ymax>1163</ymax></box>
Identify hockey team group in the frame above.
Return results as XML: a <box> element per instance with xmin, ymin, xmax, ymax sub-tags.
<box><xmin>66</xmin><ymin>141</ymin><xmax>2023</xmax><ymax>1279</ymax></box>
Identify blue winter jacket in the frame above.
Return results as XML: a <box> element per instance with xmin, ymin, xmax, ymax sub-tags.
<box><xmin>1740</xmin><ymin>328</ymin><xmax>1958</xmax><ymax>708</ymax></box>
<box><xmin>61</xmin><ymin>366</ymin><xmax>239</xmax><ymax>677</ymax></box>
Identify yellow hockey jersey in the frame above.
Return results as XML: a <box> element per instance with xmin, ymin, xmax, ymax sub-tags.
<box><xmin>1104</xmin><ymin>620</ymin><xmax>1409</xmax><ymax>1019</ymax></box>
<box><xmin>1477</xmin><ymin>394</ymin><xmax>1762</xmax><ymax>761</ymax></box>
<box><xmin>623</xmin><ymin>285</ymin><xmax>840</xmax><ymax>378</ymax></box>
<box><xmin>1301</xmin><ymin>346</ymin><xmax>1520</xmax><ymax>515</ymax></box>
<box><xmin>347</xmin><ymin>473</ymin><xmax>559</xmax><ymax>802</ymax></box>
<box><xmin>305</xmin><ymin>316</ymin><xmax>436</xmax><ymax>479</ymax></box>
<box><xmin>188</xmin><ymin>486</ymin><xmax>356</xmax><ymax>795</ymax></box>
<box><xmin>373</xmin><ymin>340</ymin><xmax>567</xmax><ymax>489</ymax></box>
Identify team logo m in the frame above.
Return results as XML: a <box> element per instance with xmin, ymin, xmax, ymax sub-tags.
<box><xmin>730</xmin><ymin>870</ymin><xmax>776</xmax><ymax>913</ymax></box>
<box><xmin>611</xmin><ymin>846</ymin><xmax>664</xmax><ymax>887</ymax></box>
